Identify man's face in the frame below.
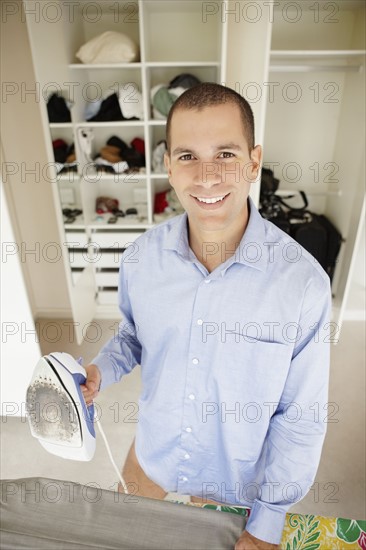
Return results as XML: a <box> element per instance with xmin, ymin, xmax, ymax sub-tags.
<box><xmin>164</xmin><ymin>102</ymin><xmax>262</xmax><ymax>236</ymax></box>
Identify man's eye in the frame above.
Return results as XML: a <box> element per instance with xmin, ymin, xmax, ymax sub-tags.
<box><xmin>179</xmin><ymin>154</ymin><xmax>193</xmax><ymax>161</ymax></box>
<box><xmin>219</xmin><ymin>152</ymin><xmax>235</xmax><ymax>159</ymax></box>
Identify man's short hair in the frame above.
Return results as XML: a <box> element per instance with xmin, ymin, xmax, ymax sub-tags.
<box><xmin>166</xmin><ymin>82</ymin><xmax>255</xmax><ymax>153</ymax></box>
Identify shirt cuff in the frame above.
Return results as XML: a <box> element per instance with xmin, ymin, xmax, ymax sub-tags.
<box><xmin>90</xmin><ymin>353</ymin><xmax>118</xmax><ymax>391</ymax></box>
<box><xmin>244</xmin><ymin>500</ymin><xmax>287</xmax><ymax>545</ymax></box>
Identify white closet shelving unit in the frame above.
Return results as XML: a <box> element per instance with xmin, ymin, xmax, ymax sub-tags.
<box><xmin>262</xmin><ymin>0</ymin><xmax>365</xmax><ymax>331</ymax></box>
<box><xmin>25</xmin><ymin>0</ymin><xmax>226</xmax><ymax>324</ymax></box>
<box><xmin>22</xmin><ymin>0</ymin><xmax>365</xmax><ymax>341</ymax></box>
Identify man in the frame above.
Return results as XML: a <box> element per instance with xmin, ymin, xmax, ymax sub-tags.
<box><xmin>82</xmin><ymin>83</ymin><xmax>331</xmax><ymax>549</ymax></box>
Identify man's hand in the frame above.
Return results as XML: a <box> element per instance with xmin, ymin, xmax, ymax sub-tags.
<box><xmin>80</xmin><ymin>364</ymin><xmax>101</xmax><ymax>406</ymax></box>
<box><xmin>235</xmin><ymin>530</ymin><xmax>280</xmax><ymax>550</ymax></box>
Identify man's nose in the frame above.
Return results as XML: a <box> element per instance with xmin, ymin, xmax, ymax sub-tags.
<box><xmin>195</xmin><ymin>161</ymin><xmax>222</xmax><ymax>187</ymax></box>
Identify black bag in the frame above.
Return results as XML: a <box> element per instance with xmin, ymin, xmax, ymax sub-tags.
<box><xmin>290</xmin><ymin>212</ymin><xmax>328</xmax><ymax>271</ymax></box>
<box><xmin>314</xmin><ymin>214</ymin><xmax>343</xmax><ymax>281</ymax></box>
<box><xmin>280</xmin><ymin>198</ymin><xmax>342</xmax><ymax>281</ymax></box>
<box><xmin>259</xmin><ymin>170</ymin><xmax>343</xmax><ymax>281</ymax></box>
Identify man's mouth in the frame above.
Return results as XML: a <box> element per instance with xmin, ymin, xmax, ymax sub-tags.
<box><xmin>191</xmin><ymin>192</ymin><xmax>230</xmax><ymax>205</ymax></box>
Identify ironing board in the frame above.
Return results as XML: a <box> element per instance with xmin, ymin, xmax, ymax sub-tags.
<box><xmin>1</xmin><ymin>477</ymin><xmax>365</xmax><ymax>549</ymax></box>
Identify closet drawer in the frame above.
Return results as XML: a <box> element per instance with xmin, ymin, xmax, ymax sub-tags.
<box><xmin>64</xmin><ymin>232</ymin><xmax>89</xmax><ymax>248</ymax></box>
<box><xmin>97</xmin><ymin>290</ymin><xmax>119</xmax><ymax>305</ymax></box>
<box><xmin>95</xmin><ymin>251</ymin><xmax>123</xmax><ymax>269</ymax></box>
<box><xmin>90</xmin><ymin>232</ymin><xmax>143</xmax><ymax>249</ymax></box>
<box><xmin>68</xmin><ymin>252</ymin><xmax>89</xmax><ymax>268</ymax></box>
<box><xmin>95</xmin><ymin>271</ymin><xmax>119</xmax><ymax>287</ymax></box>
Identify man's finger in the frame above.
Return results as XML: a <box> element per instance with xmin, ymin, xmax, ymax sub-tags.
<box><xmin>87</xmin><ymin>380</ymin><xmax>97</xmax><ymax>392</ymax></box>
<box><xmin>79</xmin><ymin>365</ymin><xmax>102</xmax><ymax>407</ymax></box>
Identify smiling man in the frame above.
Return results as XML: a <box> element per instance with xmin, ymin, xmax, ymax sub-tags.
<box><xmin>83</xmin><ymin>83</ymin><xmax>331</xmax><ymax>549</ymax></box>
<box><xmin>164</xmin><ymin>89</ymin><xmax>261</xmax><ymax>275</ymax></box>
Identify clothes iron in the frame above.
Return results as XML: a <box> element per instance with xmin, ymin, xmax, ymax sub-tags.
<box><xmin>26</xmin><ymin>352</ymin><xmax>129</xmax><ymax>493</ymax></box>
<box><xmin>26</xmin><ymin>352</ymin><xmax>96</xmax><ymax>461</ymax></box>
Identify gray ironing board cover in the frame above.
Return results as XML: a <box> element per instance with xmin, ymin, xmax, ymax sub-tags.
<box><xmin>0</xmin><ymin>477</ymin><xmax>247</xmax><ymax>549</ymax></box>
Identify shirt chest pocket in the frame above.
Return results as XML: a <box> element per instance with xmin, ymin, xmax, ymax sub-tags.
<box><xmin>215</xmin><ymin>340</ymin><xmax>293</xmax><ymax>404</ymax></box>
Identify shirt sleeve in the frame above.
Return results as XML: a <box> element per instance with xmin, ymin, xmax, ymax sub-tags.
<box><xmin>244</xmin><ymin>273</ymin><xmax>332</xmax><ymax>545</ymax></box>
<box><xmin>91</xmin><ymin>251</ymin><xmax>142</xmax><ymax>391</ymax></box>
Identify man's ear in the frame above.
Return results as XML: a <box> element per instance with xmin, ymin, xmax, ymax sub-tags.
<box><xmin>249</xmin><ymin>145</ymin><xmax>262</xmax><ymax>181</ymax></box>
<box><xmin>164</xmin><ymin>152</ymin><xmax>172</xmax><ymax>184</ymax></box>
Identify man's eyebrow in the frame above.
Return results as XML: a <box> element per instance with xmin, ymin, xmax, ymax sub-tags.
<box><xmin>171</xmin><ymin>147</ymin><xmax>196</xmax><ymax>157</ymax></box>
<box><xmin>215</xmin><ymin>143</ymin><xmax>242</xmax><ymax>151</ymax></box>
<box><xmin>171</xmin><ymin>143</ymin><xmax>243</xmax><ymax>156</ymax></box>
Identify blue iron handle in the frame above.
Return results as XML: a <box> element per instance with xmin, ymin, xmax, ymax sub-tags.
<box><xmin>72</xmin><ymin>372</ymin><xmax>96</xmax><ymax>436</ymax></box>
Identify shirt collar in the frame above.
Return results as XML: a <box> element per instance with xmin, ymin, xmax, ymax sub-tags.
<box><xmin>163</xmin><ymin>211</ymin><xmax>191</xmax><ymax>260</ymax></box>
<box><xmin>162</xmin><ymin>196</ymin><xmax>268</xmax><ymax>272</ymax></box>
<box><xmin>234</xmin><ymin>195</ymin><xmax>268</xmax><ymax>273</ymax></box>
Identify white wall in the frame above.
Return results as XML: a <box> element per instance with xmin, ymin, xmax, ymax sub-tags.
<box><xmin>343</xmin><ymin>212</ymin><xmax>366</xmax><ymax>321</ymax></box>
<box><xmin>1</xmin><ymin>179</ymin><xmax>41</xmax><ymax>416</ymax></box>
<box><xmin>1</xmin><ymin>1</ymin><xmax>71</xmax><ymax>317</ymax></box>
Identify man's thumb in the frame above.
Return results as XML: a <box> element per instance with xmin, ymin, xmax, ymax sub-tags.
<box><xmin>87</xmin><ymin>379</ymin><xmax>97</xmax><ymax>392</ymax></box>
<box><xmin>85</xmin><ymin>365</ymin><xmax>101</xmax><ymax>392</ymax></box>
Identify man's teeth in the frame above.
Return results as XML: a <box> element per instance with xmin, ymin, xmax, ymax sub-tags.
<box><xmin>196</xmin><ymin>194</ymin><xmax>228</xmax><ymax>204</ymax></box>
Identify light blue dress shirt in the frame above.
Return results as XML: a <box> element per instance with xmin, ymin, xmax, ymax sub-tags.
<box><xmin>92</xmin><ymin>196</ymin><xmax>331</xmax><ymax>545</ymax></box>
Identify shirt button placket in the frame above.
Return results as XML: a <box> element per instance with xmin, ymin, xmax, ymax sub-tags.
<box><xmin>179</xmin><ymin>281</ymin><xmax>212</xmax><ymax>492</ymax></box>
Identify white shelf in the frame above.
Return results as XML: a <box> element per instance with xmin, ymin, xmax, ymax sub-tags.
<box><xmin>57</xmin><ymin>173</ymin><xmax>80</xmax><ymax>182</ymax></box>
<box><xmin>64</xmin><ymin>222</ymin><xmax>86</xmax><ymax>231</ymax></box>
<box><xmin>86</xmin><ymin>172</ymin><xmax>147</xmax><ymax>180</ymax></box>
<box><xmin>150</xmin><ymin>173</ymin><xmax>168</xmax><ymax>179</ymax></box>
<box><xmin>89</xmin><ymin>221</ymin><xmax>151</xmax><ymax>230</ymax></box>
<box><xmin>269</xmin><ymin>65</ymin><xmax>363</xmax><ymax>73</ymax></box>
<box><xmin>69</xmin><ymin>63</ymin><xmax>142</xmax><ymax>69</ymax></box>
<box><xmin>65</xmin><ymin>220</ymin><xmax>152</xmax><ymax>231</ymax></box>
<box><xmin>271</xmin><ymin>50</ymin><xmax>366</xmax><ymax>58</ymax></box>
<box><xmin>69</xmin><ymin>61</ymin><xmax>220</xmax><ymax>69</ymax></box>
<box><xmin>74</xmin><ymin>121</ymin><xmax>144</xmax><ymax>128</ymax></box>
<box><xmin>270</xmin><ymin>50</ymin><xmax>365</xmax><ymax>72</ymax></box>
<box><xmin>146</xmin><ymin>61</ymin><xmax>220</xmax><ymax>67</ymax></box>
<box><xmin>275</xmin><ymin>190</ymin><xmax>342</xmax><ymax>197</ymax></box>
<box><xmin>49</xmin><ymin>123</ymin><xmax>73</xmax><ymax>129</ymax></box>
<box><xmin>148</xmin><ymin>120</ymin><xmax>167</xmax><ymax>126</ymax></box>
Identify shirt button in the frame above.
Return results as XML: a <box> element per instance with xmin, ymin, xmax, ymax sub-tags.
<box><xmin>188</xmin><ymin>394</ymin><xmax>195</xmax><ymax>400</ymax></box>
<box><xmin>197</xmin><ymin>319</ymin><xmax>203</xmax><ymax>325</ymax></box>
<box><xmin>192</xmin><ymin>358</ymin><xmax>199</xmax><ymax>365</ymax></box>
<box><xmin>184</xmin><ymin>453</ymin><xmax>190</xmax><ymax>459</ymax></box>
<box><xmin>185</xmin><ymin>427</ymin><xmax>192</xmax><ymax>433</ymax></box>
<box><xmin>204</xmin><ymin>279</ymin><xmax>211</xmax><ymax>284</ymax></box>
<box><xmin>181</xmin><ymin>476</ymin><xmax>188</xmax><ymax>482</ymax></box>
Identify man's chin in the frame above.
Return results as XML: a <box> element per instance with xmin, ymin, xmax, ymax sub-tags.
<box><xmin>189</xmin><ymin>212</ymin><xmax>231</xmax><ymax>232</ymax></box>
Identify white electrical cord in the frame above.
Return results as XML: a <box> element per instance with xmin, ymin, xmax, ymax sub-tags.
<box><xmin>94</xmin><ymin>415</ymin><xmax>129</xmax><ymax>494</ymax></box>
